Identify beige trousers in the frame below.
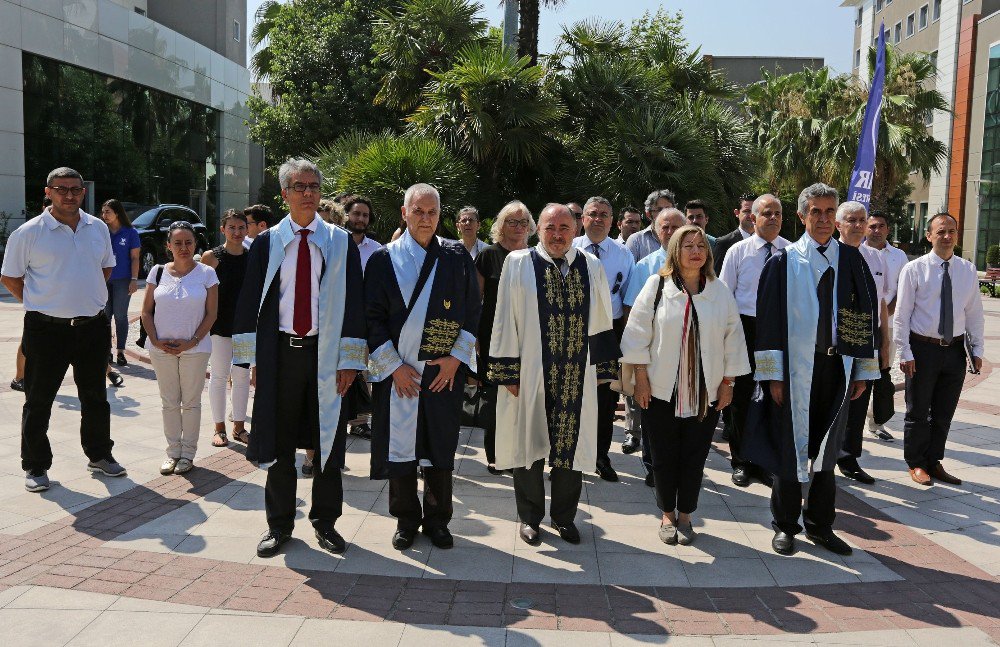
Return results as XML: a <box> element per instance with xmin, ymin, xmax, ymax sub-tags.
<box><xmin>149</xmin><ymin>349</ymin><xmax>210</xmax><ymax>460</ymax></box>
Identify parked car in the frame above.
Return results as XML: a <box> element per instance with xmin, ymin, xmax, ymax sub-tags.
<box><xmin>127</xmin><ymin>205</ymin><xmax>211</xmax><ymax>275</ymax></box>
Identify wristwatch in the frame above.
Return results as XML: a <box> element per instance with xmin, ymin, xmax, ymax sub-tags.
<box><xmin>722</xmin><ymin>378</ymin><xmax>736</xmax><ymax>387</ymax></box>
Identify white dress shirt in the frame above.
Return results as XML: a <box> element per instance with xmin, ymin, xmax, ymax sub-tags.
<box><xmin>242</xmin><ymin>235</ymin><xmax>253</xmax><ymax>250</ymax></box>
<box><xmin>454</xmin><ymin>238</ymin><xmax>488</xmax><ymax>259</ymax></box>
<box><xmin>892</xmin><ymin>250</ymin><xmax>985</xmax><ymax>362</ymax></box>
<box><xmin>718</xmin><ymin>233</ymin><xmax>790</xmax><ymax>317</ymax></box>
<box><xmin>278</xmin><ymin>216</ymin><xmax>322</xmax><ymax>336</ymax></box>
<box><xmin>355</xmin><ymin>235</ymin><xmax>383</xmax><ymax>273</ymax></box>
<box><xmin>572</xmin><ymin>234</ymin><xmax>635</xmax><ymax>319</ymax></box>
<box><xmin>1</xmin><ymin>209</ymin><xmax>115</xmax><ymax>318</ymax></box>
<box><xmin>857</xmin><ymin>243</ymin><xmax>886</xmax><ymax>325</ymax></box>
<box><xmin>863</xmin><ymin>241</ymin><xmax>908</xmax><ymax>305</ymax></box>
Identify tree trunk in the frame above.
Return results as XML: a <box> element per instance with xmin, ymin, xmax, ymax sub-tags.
<box><xmin>518</xmin><ymin>0</ymin><xmax>540</xmax><ymax>66</ymax></box>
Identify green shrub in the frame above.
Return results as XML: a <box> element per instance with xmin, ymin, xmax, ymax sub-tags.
<box><xmin>986</xmin><ymin>244</ymin><xmax>1000</xmax><ymax>267</ymax></box>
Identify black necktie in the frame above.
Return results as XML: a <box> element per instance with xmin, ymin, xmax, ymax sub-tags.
<box><xmin>589</xmin><ymin>243</ymin><xmax>601</xmax><ymax>259</ymax></box>
<box><xmin>940</xmin><ymin>260</ymin><xmax>953</xmax><ymax>343</ymax></box>
<box><xmin>764</xmin><ymin>241</ymin><xmax>773</xmax><ymax>261</ymax></box>
<box><xmin>816</xmin><ymin>245</ymin><xmax>834</xmax><ymax>350</ymax></box>
<box><xmin>554</xmin><ymin>257</ymin><xmax>567</xmax><ymax>277</ymax></box>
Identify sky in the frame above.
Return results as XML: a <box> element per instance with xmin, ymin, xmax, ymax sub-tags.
<box><xmin>247</xmin><ymin>0</ymin><xmax>856</xmax><ymax>74</ymax></box>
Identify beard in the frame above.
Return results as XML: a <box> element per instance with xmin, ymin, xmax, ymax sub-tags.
<box><xmin>348</xmin><ymin>221</ymin><xmax>368</xmax><ymax>235</ymax></box>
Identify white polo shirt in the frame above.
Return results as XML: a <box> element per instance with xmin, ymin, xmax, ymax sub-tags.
<box><xmin>2</xmin><ymin>209</ymin><xmax>115</xmax><ymax>318</ymax></box>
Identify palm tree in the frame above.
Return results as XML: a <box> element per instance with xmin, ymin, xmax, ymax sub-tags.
<box><xmin>373</xmin><ymin>0</ymin><xmax>488</xmax><ymax>113</ymax></box>
<box><xmin>409</xmin><ymin>43</ymin><xmax>564</xmax><ymax>190</ymax></box>
<box><xmin>517</xmin><ymin>0</ymin><xmax>566</xmax><ymax>66</ymax></box>
<box><xmin>250</xmin><ymin>0</ymin><xmax>284</xmax><ymax>80</ymax></box>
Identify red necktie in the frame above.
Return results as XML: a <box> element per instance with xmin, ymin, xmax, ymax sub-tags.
<box><xmin>293</xmin><ymin>229</ymin><xmax>312</xmax><ymax>337</ymax></box>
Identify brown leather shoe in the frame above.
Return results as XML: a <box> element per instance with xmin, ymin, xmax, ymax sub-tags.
<box><xmin>929</xmin><ymin>462</ymin><xmax>962</xmax><ymax>485</ymax></box>
<box><xmin>909</xmin><ymin>467</ymin><xmax>932</xmax><ymax>486</ymax></box>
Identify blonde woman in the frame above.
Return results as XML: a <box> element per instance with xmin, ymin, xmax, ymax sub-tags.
<box><xmin>475</xmin><ymin>201</ymin><xmax>536</xmax><ymax>474</ymax></box>
<box><xmin>621</xmin><ymin>225</ymin><xmax>750</xmax><ymax>545</ymax></box>
<box><xmin>317</xmin><ymin>199</ymin><xmax>346</xmax><ymax>226</ymax></box>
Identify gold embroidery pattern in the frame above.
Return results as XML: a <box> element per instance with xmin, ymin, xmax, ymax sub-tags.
<box><xmin>420</xmin><ymin>318</ymin><xmax>462</xmax><ymax>356</ymax></box>
<box><xmin>837</xmin><ymin>308</ymin><xmax>872</xmax><ymax>347</ymax></box>
<box><xmin>452</xmin><ymin>333</ymin><xmax>475</xmax><ymax>360</ymax></box>
<box><xmin>232</xmin><ymin>334</ymin><xmax>256</xmax><ymax>365</ymax></box>
<box><xmin>560</xmin><ymin>363</ymin><xmax>582</xmax><ymax>406</ymax></box>
<box><xmin>550</xmin><ymin>410</ymin><xmax>578</xmax><ymax>469</ymax></box>
<box><xmin>565</xmin><ymin>268</ymin><xmax>585</xmax><ymax>309</ymax></box>
<box><xmin>855</xmin><ymin>357</ymin><xmax>879</xmax><ymax>374</ymax></box>
<box><xmin>339</xmin><ymin>338</ymin><xmax>368</xmax><ymax>366</ymax></box>
<box><xmin>547</xmin><ymin>314</ymin><xmax>564</xmax><ymax>356</ymax></box>
<box><xmin>755</xmin><ymin>353</ymin><xmax>781</xmax><ymax>378</ymax></box>
<box><xmin>368</xmin><ymin>345</ymin><xmax>401</xmax><ymax>381</ymax></box>
<box><xmin>596</xmin><ymin>360</ymin><xmax>618</xmax><ymax>381</ymax></box>
<box><xmin>487</xmin><ymin>357</ymin><xmax>520</xmax><ymax>384</ymax></box>
<box><xmin>544</xmin><ymin>266</ymin><xmax>564</xmax><ymax>310</ymax></box>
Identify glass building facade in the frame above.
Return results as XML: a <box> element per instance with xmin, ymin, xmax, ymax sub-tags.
<box><xmin>22</xmin><ymin>53</ymin><xmax>220</xmax><ymax>230</ymax></box>
<box><xmin>976</xmin><ymin>44</ymin><xmax>1000</xmax><ymax>267</ymax></box>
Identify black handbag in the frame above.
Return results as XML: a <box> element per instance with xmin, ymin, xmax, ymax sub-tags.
<box><xmin>136</xmin><ymin>265</ymin><xmax>164</xmax><ymax>349</ymax></box>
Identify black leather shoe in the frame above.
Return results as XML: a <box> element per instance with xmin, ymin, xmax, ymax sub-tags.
<box><xmin>731</xmin><ymin>467</ymin><xmax>750</xmax><ymax>487</ymax></box>
<box><xmin>315</xmin><ymin>527</ymin><xmax>346</xmax><ymax>554</ymax></box>
<box><xmin>838</xmin><ymin>461</ymin><xmax>876</xmax><ymax>485</ymax></box>
<box><xmin>257</xmin><ymin>529</ymin><xmax>292</xmax><ymax>558</ymax></box>
<box><xmin>771</xmin><ymin>531</ymin><xmax>795</xmax><ymax>555</ymax></box>
<box><xmin>551</xmin><ymin>521</ymin><xmax>581</xmax><ymax>544</ymax></box>
<box><xmin>487</xmin><ymin>464</ymin><xmax>502</xmax><ymax>476</ymax></box>
<box><xmin>519</xmin><ymin>523</ymin><xmax>541</xmax><ymax>545</ymax></box>
<box><xmin>595</xmin><ymin>460</ymin><xmax>619</xmax><ymax>482</ymax></box>
<box><xmin>392</xmin><ymin>528</ymin><xmax>417</xmax><ymax>550</ymax></box>
<box><xmin>806</xmin><ymin>531</ymin><xmax>853</xmax><ymax>555</ymax></box>
<box><xmin>621</xmin><ymin>435</ymin><xmax>640</xmax><ymax>455</ymax></box>
<box><xmin>422</xmin><ymin>526</ymin><xmax>454</xmax><ymax>549</ymax></box>
<box><xmin>644</xmin><ymin>472</ymin><xmax>655</xmax><ymax>487</ymax></box>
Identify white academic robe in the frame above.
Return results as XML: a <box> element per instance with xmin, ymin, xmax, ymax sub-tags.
<box><xmin>489</xmin><ymin>245</ymin><xmax>616</xmax><ymax>472</ymax></box>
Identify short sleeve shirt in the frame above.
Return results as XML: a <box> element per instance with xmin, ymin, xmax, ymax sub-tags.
<box><xmin>1</xmin><ymin>210</ymin><xmax>115</xmax><ymax>318</ymax></box>
<box><xmin>148</xmin><ymin>263</ymin><xmax>219</xmax><ymax>354</ymax></box>
<box><xmin>108</xmin><ymin>227</ymin><xmax>141</xmax><ymax>280</ymax></box>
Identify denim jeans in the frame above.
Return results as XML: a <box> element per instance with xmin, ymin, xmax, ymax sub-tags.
<box><xmin>104</xmin><ymin>278</ymin><xmax>132</xmax><ymax>351</ymax></box>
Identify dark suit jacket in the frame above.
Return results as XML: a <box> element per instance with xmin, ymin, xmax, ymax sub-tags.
<box><xmin>713</xmin><ymin>228</ymin><xmax>746</xmax><ymax>275</ymax></box>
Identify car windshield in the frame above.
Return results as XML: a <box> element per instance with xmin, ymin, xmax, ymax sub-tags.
<box><xmin>131</xmin><ymin>209</ymin><xmax>159</xmax><ymax>228</ymax></box>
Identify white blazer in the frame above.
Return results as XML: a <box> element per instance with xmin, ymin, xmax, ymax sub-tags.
<box><xmin>621</xmin><ymin>274</ymin><xmax>751</xmax><ymax>402</ymax></box>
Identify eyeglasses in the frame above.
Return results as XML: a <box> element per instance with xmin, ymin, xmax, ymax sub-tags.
<box><xmin>48</xmin><ymin>186</ymin><xmax>85</xmax><ymax>196</ymax></box>
<box><xmin>505</xmin><ymin>219</ymin><xmax>529</xmax><ymax>228</ymax></box>
<box><xmin>458</xmin><ymin>219</ymin><xmax>478</xmax><ymax>225</ymax></box>
<box><xmin>288</xmin><ymin>182</ymin><xmax>321</xmax><ymax>194</ymax></box>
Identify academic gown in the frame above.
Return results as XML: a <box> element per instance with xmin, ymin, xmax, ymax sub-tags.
<box><xmin>231</xmin><ymin>217</ymin><xmax>368</xmax><ymax>470</ymax></box>
<box><xmin>742</xmin><ymin>235</ymin><xmax>881</xmax><ymax>483</ymax></box>
<box><xmin>365</xmin><ymin>234</ymin><xmax>481</xmax><ymax>480</ymax></box>
<box><xmin>489</xmin><ymin>246</ymin><xmax>620</xmax><ymax>473</ymax></box>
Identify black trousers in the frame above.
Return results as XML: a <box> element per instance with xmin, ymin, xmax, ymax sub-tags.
<box><xmin>389</xmin><ymin>467</ymin><xmax>453</xmax><ymax>532</ymax></box>
<box><xmin>644</xmin><ymin>396</ymin><xmax>719</xmax><ymax>514</ymax></box>
<box><xmin>870</xmin><ymin>367</ymin><xmax>895</xmax><ymax>426</ymax></box>
<box><xmin>771</xmin><ymin>352</ymin><xmax>843</xmax><ymax>536</ymax></box>
<box><xmin>841</xmin><ymin>381</ymin><xmax>873</xmax><ymax>460</ymax></box>
<box><xmin>21</xmin><ymin>311</ymin><xmax>112</xmax><ymax>472</ymax></box>
<box><xmin>595</xmin><ymin>317</ymin><xmax>625</xmax><ymax>466</ymax></box>
<box><xmin>513</xmin><ymin>458</ymin><xmax>583</xmax><ymax>527</ymax></box>
<box><xmin>727</xmin><ymin>315</ymin><xmax>758</xmax><ymax>470</ymax></box>
<box><xmin>479</xmin><ymin>383</ymin><xmax>498</xmax><ymax>465</ymax></box>
<box><xmin>265</xmin><ymin>342</ymin><xmax>345</xmax><ymax>533</ymax></box>
<box><xmin>903</xmin><ymin>339</ymin><xmax>967</xmax><ymax>471</ymax></box>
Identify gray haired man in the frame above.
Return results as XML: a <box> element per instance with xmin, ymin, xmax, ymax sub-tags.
<box><xmin>625</xmin><ymin>189</ymin><xmax>676</xmax><ymax>262</ymax></box>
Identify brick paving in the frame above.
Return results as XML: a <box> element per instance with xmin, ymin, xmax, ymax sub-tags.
<box><xmin>0</xmin><ymin>440</ymin><xmax>996</xmax><ymax>640</ymax></box>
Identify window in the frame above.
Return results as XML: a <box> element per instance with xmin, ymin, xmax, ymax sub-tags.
<box><xmin>233</xmin><ymin>20</ymin><xmax>241</xmax><ymax>43</ymax></box>
<box><xmin>907</xmin><ymin>13</ymin><xmax>915</xmax><ymax>37</ymax></box>
<box><xmin>933</xmin><ymin>0</ymin><xmax>942</xmax><ymax>21</ymax></box>
<box><xmin>929</xmin><ymin>50</ymin><xmax>938</xmax><ymax>76</ymax></box>
<box><xmin>856</xmin><ymin>7</ymin><xmax>863</xmax><ymax>26</ymax></box>
<box><xmin>919</xmin><ymin>5</ymin><xmax>929</xmax><ymax>29</ymax></box>
<box><xmin>876</xmin><ymin>0</ymin><xmax>884</xmax><ymax>13</ymax></box>
<box><xmin>855</xmin><ymin>48</ymin><xmax>862</xmax><ymax>69</ymax></box>
<box><xmin>925</xmin><ymin>109</ymin><xmax>934</xmax><ymax>127</ymax></box>
<box><xmin>894</xmin><ymin>22</ymin><xmax>902</xmax><ymax>44</ymax></box>
<box><xmin>134</xmin><ymin>7</ymin><xmax>145</xmax><ymax>16</ymax></box>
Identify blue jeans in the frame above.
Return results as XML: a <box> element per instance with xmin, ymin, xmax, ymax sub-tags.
<box><xmin>104</xmin><ymin>279</ymin><xmax>132</xmax><ymax>351</ymax></box>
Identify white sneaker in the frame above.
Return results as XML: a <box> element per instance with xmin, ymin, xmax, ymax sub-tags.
<box><xmin>174</xmin><ymin>458</ymin><xmax>193</xmax><ymax>474</ymax></box>
<box><xmin>160</xmin><ymin>458</ymin><xmax>177</xmax><ymax>475</ymax></box>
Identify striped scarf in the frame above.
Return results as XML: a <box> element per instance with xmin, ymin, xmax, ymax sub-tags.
<box><xmin>673</xmin><ymin>275</ymin><xmax>708</xmax><ymax>420</ymax></box>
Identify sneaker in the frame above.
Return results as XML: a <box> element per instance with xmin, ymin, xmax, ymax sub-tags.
<box><xmin>868</xmin><ymin>424</ymin><xmax>894</xmax><ymax>441</ymax></box>
<box><xmin>348</xmin><ymin>422</ymin><xmax>372</xmax><ymax>439</ymax></box>
<box><xmin>25</xmin><ymin>470</ymin><xmax>49</xmax><ymax>492</ymax></box>
<box><xmin>677</xmin><ymin>522</ymin><xmax>697</xmax><ymax>545</ymax></box>
<box><xmin>10</xmin><ymin>378</ymin><xmax>24</xmax><ymax>392</ymax></box>
<box><xmin>87</xmin><ymin>458</ymin><xmax>127</xmax><ymax>478</ymax></box>
<box><xmin>160</xmin><ymin>458</ymin><xmax>177</xmax><ymax>475</ymax></box>
<box><xmin>116</xmin><ymin>352</ymin><xmax>127</xmax><ymax>367</ymax></box>
<box><xmin>173</xmin><ymin>458</ymin><xmax>193</xmax><ymax>474</ymax></box>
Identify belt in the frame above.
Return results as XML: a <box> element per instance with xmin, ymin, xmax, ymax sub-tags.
<box><xmin>28</xmin><ymin>311</ymin><xmax>104</xmax><ymax>326</ymax></box>
<box><xmin>910</xmin><ymin>333</ymin><xmax>963</xmax><ymax>347</ymax></box>
<box><xmin>279</xmin><ymin>332</ymin><xmax>318</xmax><ymax>348</ymax></box>
<box><xmin>815</xmin><ymin>346</ymin><xmax>837</xmax><ymax>356</ymax></box>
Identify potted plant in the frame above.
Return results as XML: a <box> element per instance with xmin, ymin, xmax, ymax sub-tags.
<box><xmin>987</xmin><ymin>244</ymin><xmax>1000</xmax><ymax>269</ymax></box>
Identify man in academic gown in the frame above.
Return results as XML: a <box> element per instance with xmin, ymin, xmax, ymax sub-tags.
<box><xmin>744</xmin><ymin>183</ymin><xmax>880</xmax><ymax>557</ymax></box>
<box><xmin>364</xmin><ymin>183</ymin><xmax>481</xmax><ymax>551</ymax></box>
<box><xmin>490</xmin><ymin>203</ymin><xmax>620</xmax><ymax>545</ymax></box>
<box><xmin>232</xmin><ymin>158</ymin><xmax>367</xmax><ymax>558</ymax></box>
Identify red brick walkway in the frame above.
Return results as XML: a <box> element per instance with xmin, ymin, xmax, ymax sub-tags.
<box><xmin>0</xmin><ymin>447</ymin><xmax>997</xmax><ymax>639</ymax></box>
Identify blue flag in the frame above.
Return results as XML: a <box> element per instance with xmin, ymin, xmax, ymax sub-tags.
<box><xmin>848</xmin><ymin>22</ymin><xmax>887</xmax><ymax>209</ymax></box>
